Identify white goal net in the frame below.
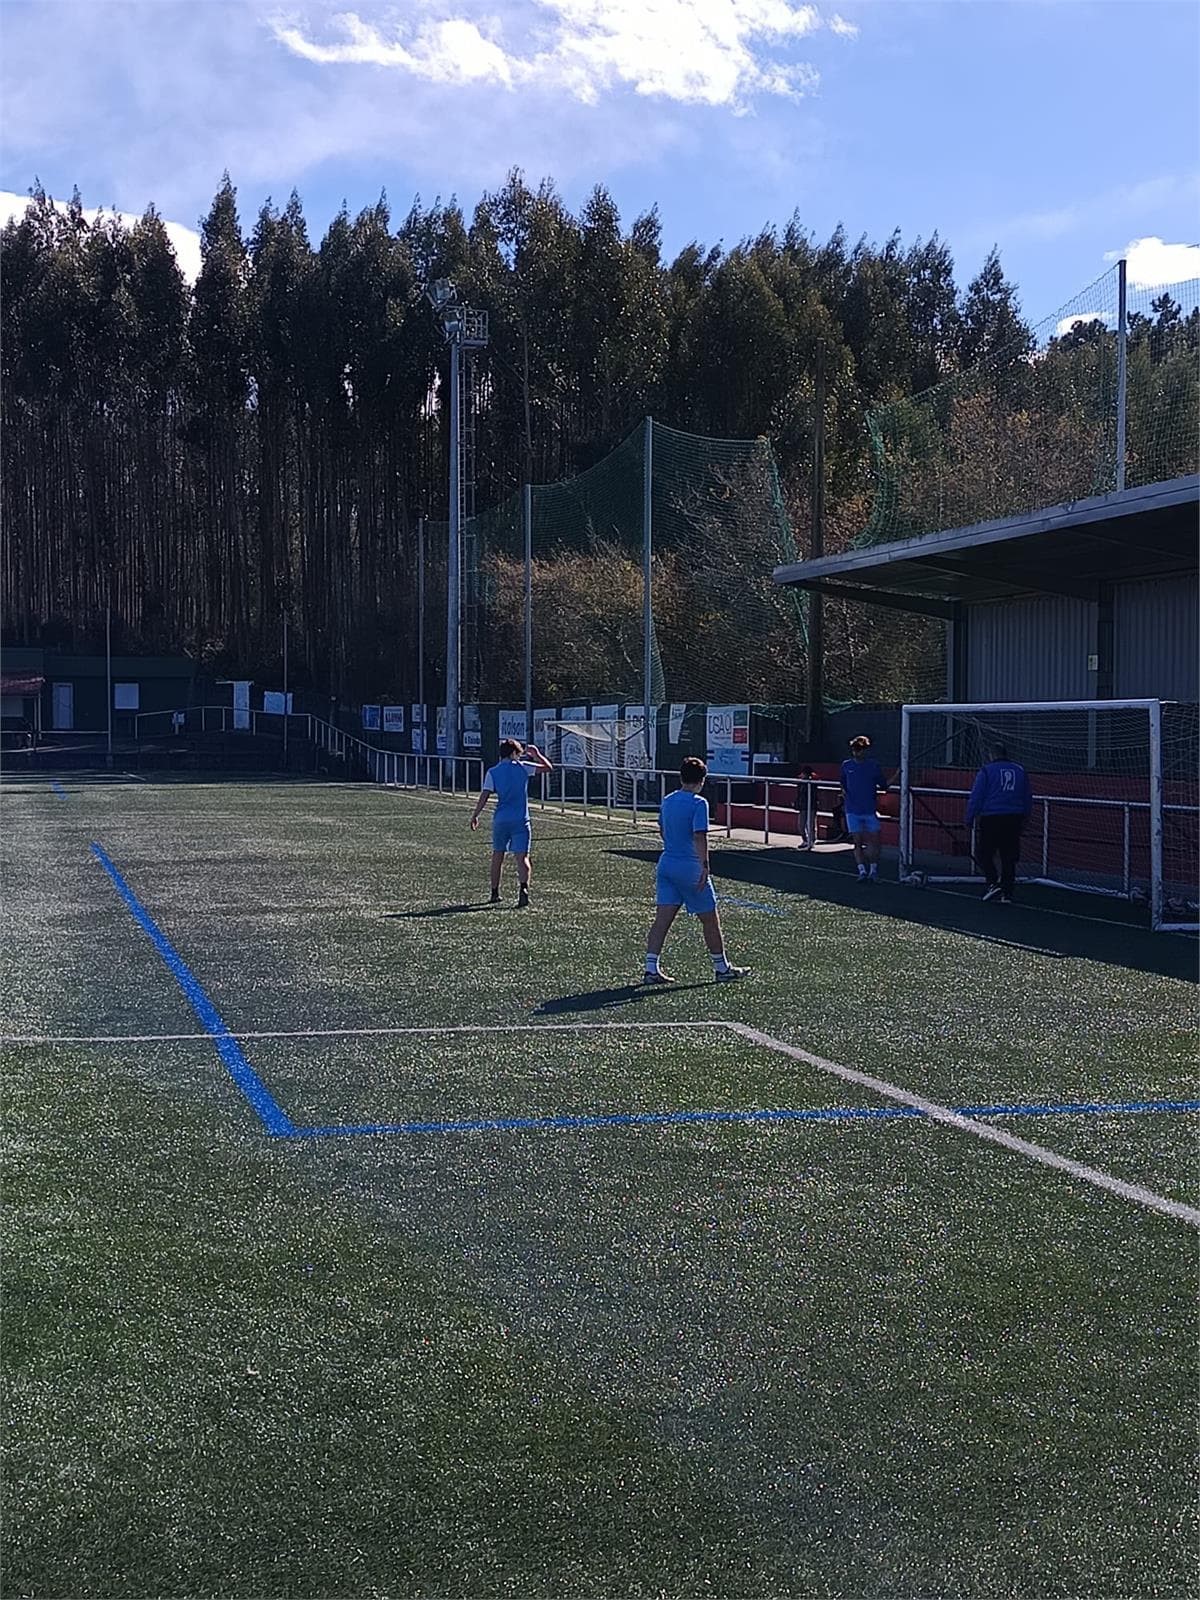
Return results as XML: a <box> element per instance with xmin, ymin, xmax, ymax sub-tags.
<box><xmin>899</xmin><ymin>700</ymin><xmax>1198</xmax><ymax>932</ymax></box>
<box><xmin>548</xmin><ymin>711</ymin><xmax>654</xmax><ymax>803</ymax></box>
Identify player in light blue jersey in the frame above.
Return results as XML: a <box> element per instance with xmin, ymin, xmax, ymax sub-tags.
<box><xmin>644</xmin><ymin>757</ymin><xmax>749</xmax><ymax>984</ymax></box>
<box><xmin>470</xmin><ymin>738</ymin><xmax>554</xmax><ymax>907</ymax></box>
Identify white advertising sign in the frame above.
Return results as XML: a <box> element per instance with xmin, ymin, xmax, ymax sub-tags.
<box><xmin>560</xmin><ymin>706</ymin><xmax>587</xmax><ymax>768</ymax></box>
<box><xmin>533</xmin><ymin>708</ymin><xmax>555</xmax><ymax>760</ymax></box>
<box><xmin>706</xmin><ymin>704</ymin><xmax>751</xmax><ymax>776</ymax></box>
<box><xmin>669</xmin><ymin>703</ymin><xmax>686</xmax><ymax>744</ymax></box>
<box><xmin>462</xmin><ymin>704</ymin><xmax>482</xmax><ymax>750</ymax></box>
<box><xmin>383</xmin><ymin>705</ymin><xmax>405</xmax><ymax>733</ymax></box>
<box><xmin>233</xmin><ymin>680</ymin><xmax>251</xmax><ymax>731</ymax></box>
<box><xmin>591</xmin><ymin>703</ymin><xmax>618</xmax><ymax>769</ymax></box>
<box><xmin>622</xmin><ymin>705</ymin><xmax>654</xmax><ymax>771</ymax></box>
<box><xmin>499</xmin><ymin>709</ymin><xmax>529</xmax><ymax>743</ymax></box>
<box><xmin>411</xmin><ymin>728</ymin><xmax>425</xmax><ymax>753</ymax></box>
<box><xmin>436</xmin><ymin>706</ymin><xmax>447</xmax><ymax>754</ymax></box>
<box><xmin>263</xmin><ymin>690</ymin><xmax>293</xmax><ymax>716</ymax></box>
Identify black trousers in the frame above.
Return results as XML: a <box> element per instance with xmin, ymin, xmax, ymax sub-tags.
<box><xmin>975</xmin><ymin>814</ymin><xmax>1023</xmax><ymax>895</ymax></box>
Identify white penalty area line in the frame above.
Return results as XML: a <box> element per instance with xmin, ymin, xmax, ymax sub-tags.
<box><xmin>727</xmin><ymin>1024</ymin><xmax>1200</xmax><ymax>1230</ymax></box>
<box><xmin>2</xmin><ymin>1016</ymin><xmax>1195</xmax><ymax>1227</ymax></box>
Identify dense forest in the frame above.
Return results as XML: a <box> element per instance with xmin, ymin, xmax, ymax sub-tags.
<box><xmin>2</xmin><ymin>172</ymin><xmax>1196</xmax><ymax>704</ymax></box>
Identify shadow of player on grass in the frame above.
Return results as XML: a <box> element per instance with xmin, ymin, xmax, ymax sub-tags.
<box><xmin>383</xmin><ymin>902</ymin><xmax>516</xmax><ymax>919</ymax></box>
<box><xmin>607</xmin><ymin>848</ymin><xmax>1197</xmax><ymax>984</ymax></box>
<box><xmin>537</xmin><ymin>982</ymin><xmax>710</xmax><ymax>1014</ymax></box>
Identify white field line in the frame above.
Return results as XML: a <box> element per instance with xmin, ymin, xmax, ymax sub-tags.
<box><xmin>0</xmin><ymin>1020</ymin><xmax>729</xmax><ymax>1045</ymax></box>
<box><xmin>4</xmin><ymin>1013</ymin><xmax>1194</xmax><ymax>1225</ymax></box>
<box><xmin>730</xmin><ymin>1024</ymin><xmax>1200</xmax><ymax>1229</ymax></box>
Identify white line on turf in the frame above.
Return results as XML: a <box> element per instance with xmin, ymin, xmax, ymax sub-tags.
<box><xmin>0</xmin><ymin>1021</ymin><xmax>729</xmax><ymax>1045</ymax></box>
<box><xmin>4</xmin><ymin>1014</ymin><xmax>1194</xmax><ymax>1225</ymax></box>
<box><xmin>729</xmin><ymin>1024</ymin><xmax>1200</xmax><ymax>1229</ymax></box>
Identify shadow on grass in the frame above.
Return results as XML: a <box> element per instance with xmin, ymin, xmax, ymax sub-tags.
<box><xmin>537</xmin><ymin>982</ymin><xmax>711</xmax><ymax>1015</ymax></box>
<box><xmin>608</xmin><ymin>847</ymin><xmax>1197</xmax><ymax>984</ymax></box>
<box><xmin>383</xmin><ymin>902</ymin><xmax>515</xmax><ymax>920</ymax></box>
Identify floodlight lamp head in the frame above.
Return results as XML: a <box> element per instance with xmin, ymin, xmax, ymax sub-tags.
<box><xmin>427</xmin><ymin>278</ymin><xmax>455</xmax><ymax>312</ymax></box>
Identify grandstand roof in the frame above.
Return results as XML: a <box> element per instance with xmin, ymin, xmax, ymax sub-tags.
<box><xmin>773</xmin><ymin>475</ymin><xmax>1199</xmax><ymax>618</ymax></box>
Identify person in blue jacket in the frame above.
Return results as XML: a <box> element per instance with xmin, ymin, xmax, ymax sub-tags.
<box><xmin>966</xmin><ymin>743</ymin><xmax>1033</xmax><ymax>903</ymax></box>
<box><xmin>840</xmin><ymin>735</ymin><xmax>889</xmax><ymax>882</ymax></box>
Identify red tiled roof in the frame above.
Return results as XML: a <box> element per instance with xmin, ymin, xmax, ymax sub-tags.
<box><xmin>0</xmin><ymin>675</ymin><xmax>45</xmax><ymax>695</ymax></box>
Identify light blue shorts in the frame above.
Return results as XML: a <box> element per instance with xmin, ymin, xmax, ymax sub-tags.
<box><xmin>656</xmin><ymin>857</ymin><xmax>718</xmax><ymax>915</ymax></box>
<box><xmin>492</xmin><ymin>818</ymin><xmax>531</xmax><ymax>854</ymax></box>
<box><xmin>845</xmin><ymin>811</ymin><xmax>880</xmax><ymax>835</ymax></box>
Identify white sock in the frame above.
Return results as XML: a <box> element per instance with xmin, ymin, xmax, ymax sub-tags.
<box><xmin>857</xmin><ymin>864</ymin><xmax>867</xmax><ymax>877</ymax></box>
<box><xmin>712</xmin><ymin>952</ymin><xmax>730</xmax><ymax>973</ymax></box>
<box><xmin>868</xmin><ymin>863</ymin><xmax>878</xmax><ymax>878</ymax></box>
<box><xmin>645</xmin><ymin>952</ymin><xmax>659</xmax><ymax>973</ymax></box>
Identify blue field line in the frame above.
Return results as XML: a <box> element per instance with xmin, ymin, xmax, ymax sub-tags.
<box><xmin>50</xmin><ymin>780</ymin><xmax>68</xmax><ymax>799</ymax></box>
<box><xmin>292</xmin><ymin>1096</ymin><xmax>1200</xmax><ymax>1141</ymax></box>
<box><xmin>719</xmin><ymin>895</ymin><xmax>786</xmax><ymax>916</ymax></box>
<box><xmin>89</xmin><ymin>842</ymin><xmax>297</xmax><ymax>1137</ymax></box>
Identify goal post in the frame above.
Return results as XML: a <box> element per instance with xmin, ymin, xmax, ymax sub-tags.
<box><xmin>547</xmin><ymin>711</ymin><xmax>656</xmax><ymax>804</ymax></box>
<box><xmin>899</xmin><ymin>699</ymin><xmax>1198</xmax><ymax>933</ymax></box>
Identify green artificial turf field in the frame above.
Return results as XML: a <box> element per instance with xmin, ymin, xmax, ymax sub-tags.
<box><xmin>2</xmin><ymin>774</ymin><xmax>1197</xmax><ymax>1599</ymax></box>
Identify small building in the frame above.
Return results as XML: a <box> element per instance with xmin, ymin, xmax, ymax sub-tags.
<box><xmin>0</xmin><ymin>648</ymin><xmax>197</xmax><ymax>739</ymax></box>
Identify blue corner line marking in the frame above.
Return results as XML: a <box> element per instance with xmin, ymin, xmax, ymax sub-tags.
<box><xmin>83</xmin><ymin>835</ymin><xmax>1200</xmax><ymax>1145</ymax></box>
<box><xmin>50</xmin><ymin>780</ymin><xmax>68</xmax><ymax>799</ymax></box>
<box><xmin>90</xmin><ymin>842</ymin><xmax>297</xmax><ymax>1136</ymax></box>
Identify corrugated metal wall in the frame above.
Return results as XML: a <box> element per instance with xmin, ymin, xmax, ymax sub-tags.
<box><xmin>1114</xmin><ymin>577</ymin><xmax>1199</xmax><ymax>701</ymax></box>
<box><xmin>966</xmin><ymin>596</ymin><xmax>1096</xmax><ymax>701</ymax></box>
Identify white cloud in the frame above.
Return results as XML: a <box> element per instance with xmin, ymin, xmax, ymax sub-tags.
<box><xmin>272</xmin><ymin>1</ymin><xmax>841</xmax><ymax>110</ymax></box>
<box><xmin>1104</xmin><ymin>236</ymin><xmax>1200</xmax><ymax>289</ymax></box>
<box><xmin>1054</xmin><ymin>310</ymin><xmax>1112</xmax><ymax>338</ymax></box>
<box><xmin>829</xmin><ymin>13</ymin><xmax>858</xmax><ymax>37</ymax></box>
<box><xmin>0</xmin><ymin>189</ymin><xmax>202</xmax><ymax>281</ymax></box>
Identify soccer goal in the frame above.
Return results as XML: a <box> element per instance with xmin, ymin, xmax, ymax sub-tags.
<box><xmin>548</xmin><ymin>711</ymin><xmax>654</xmax><ymax>804</ymax></box>
<box><xmin>899</xmin><ymin>700</ymin><xmax>1199</xmax><ymax>932</ymax></box>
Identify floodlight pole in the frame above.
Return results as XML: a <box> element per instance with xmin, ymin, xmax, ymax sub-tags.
<box><xmin>1115</xmin><ymin>257</ymin><xmax>1128</xmax><ymax>493</ymax></box>
<box><xmin>806</xmin><ymin>348</ymin><xmax>826</xmax><ymax>745</ymax></box>
<box><xmin>446</xmin><ymin>335</ymin><xmax>462</xmax><ymax>762</ymax></box>
<box><xmin>523</xmin><ymin>483</ymin><xmax>533</xmax><ymax>739</ymax></box>
<box><xmin>642</xmin><ymin>416</ymin><xmax>653</xmax><ymax>760</ymax></box>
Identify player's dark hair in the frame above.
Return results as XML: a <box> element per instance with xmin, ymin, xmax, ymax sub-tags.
<box><xmin>680</xmin><ymin>756</ymin><xmax>707</xmax><ymax>785</ymax></box>
<box><xmin>987</xmin><ymin>743</ymin><xmax>1008</xmax><ymax>761</ymax></box>
<box><xmin>499</xmin><ymin>738</ymin><xmax>521</xmax><ymax>759</ymax></box>
<box><xmin>849</xmin><ymin>735</ymin><xmax>871</xmax><ymax>750</ymax></box>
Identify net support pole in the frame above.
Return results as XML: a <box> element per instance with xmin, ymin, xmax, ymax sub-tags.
<box><xmin>105</xmin><ymin>604</ymin><xmax>113</xmax><ymax>769</ymax></box>
<box><xmin>898</xmin><ymin>705</ymin><xmax>911</xmax><ymax>878</ymax></box>
<box><xmin>282</xmin><ymin>610</ymin><xmax>289</xmax><ymax>767</ymax></box>
<box><xmin>1115</xmin><ymin>258</ymin><xmax>1128</xmax><ymax>493</ymax></box>
<box><xmin>642</xmin><ymin>416</ymin><xmax>653</xmax><ymax>780</ymax></box>
<box><xmin>1149</xmin><ymin>698</ymin><xmax>1163</xmax><ymax>930</ymax></box>
<box><xmin>446</xmin><ymin>337</ymin><xmax>462</xmax><ymax>762</ymax></box>
<box><xmin>417</xmin><ymin>516</ymin><xmax>426</xmax><ymax>722</ymax></box>
<box><xmin>523</xmin><ymin>483</ymin><xmax>533</xmax><ymax>739</ymax></box>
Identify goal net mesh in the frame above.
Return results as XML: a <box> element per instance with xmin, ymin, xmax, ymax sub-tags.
<box><xmin>901</xmin><ymin>703</ymin><xmax>1199</xmax><ymax>921</ymax></box>
<box><xmin>548</xmin><ymin>715</ymin><xmax>652</xmax><ymax>803</ymax></box>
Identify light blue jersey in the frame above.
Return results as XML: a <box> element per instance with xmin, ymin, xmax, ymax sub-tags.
<box><xmin>656</xmin><ymin>789</ymin><xmax>716</xmax><ymax>913</ymax></box>
<box><xmin>660</xmin><ymin>789</ymin><xmax>708</xmax><ymax>859</ymax></box>
<box><xmin>484</xmin><ymin>759</ymin><xmax>538</xmax><ymax>823</ymax></box>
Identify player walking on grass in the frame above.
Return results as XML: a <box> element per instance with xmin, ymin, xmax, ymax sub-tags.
<box><xmin>470</xmin><ymin>738</ymin><xmax>554</xmax><ymax>907</ymax></box>
<box><xmin>841</xmin><ymin>735</ymin><xmax>889</xmax><ymax>882</ymax></box>
<box><xmin>644</xmin><ymin>757</ymin><xmax>748</xmax><ymax>985</ymax></box>
<box><xmin>967</xmin><ymin>742</ymin><xmax>1032</xmax><ymax>904</ymax></box>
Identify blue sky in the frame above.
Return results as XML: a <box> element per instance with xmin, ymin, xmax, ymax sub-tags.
<box><xmin>2</xmin><ymin>0</ymin><xmax>1197</xmax><ymax>320</ymax></box>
